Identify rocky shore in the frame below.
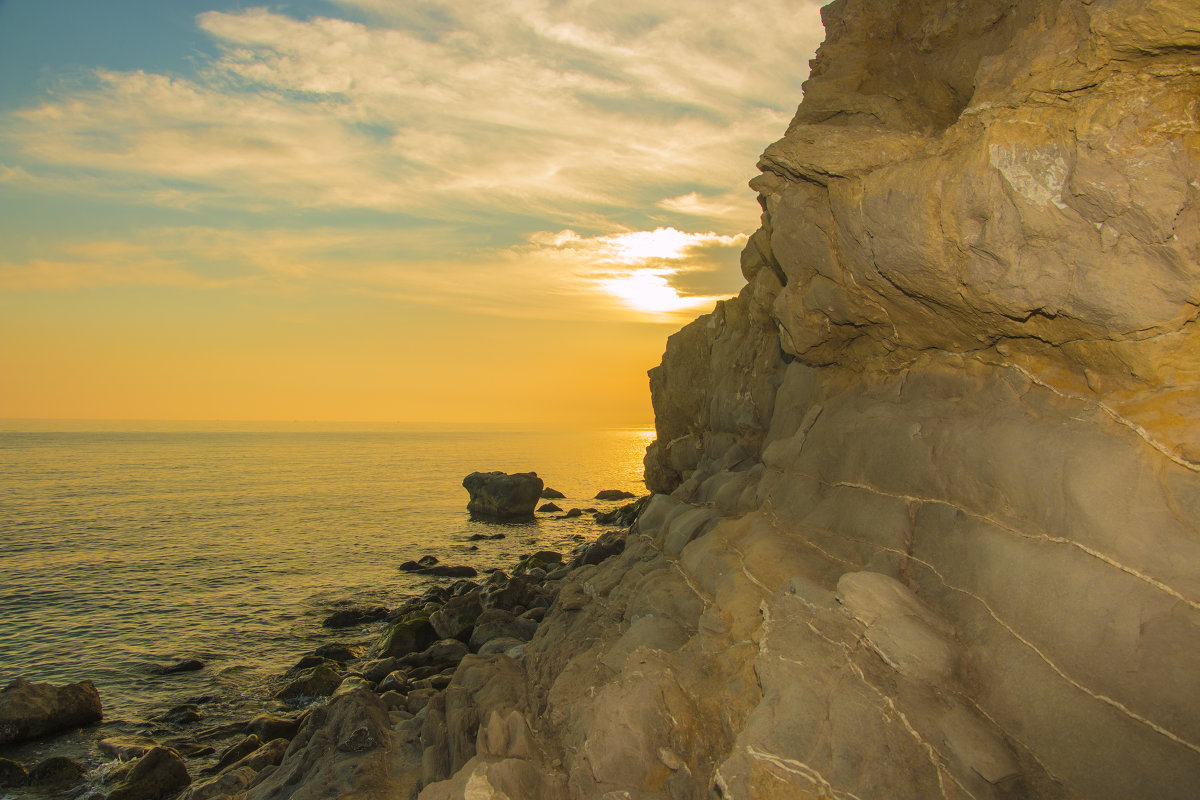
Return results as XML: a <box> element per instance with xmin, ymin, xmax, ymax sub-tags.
<box><xmin>0</xmin><ymin>488</ymin><xmax>641</xmax><ymax>800</ymax></box>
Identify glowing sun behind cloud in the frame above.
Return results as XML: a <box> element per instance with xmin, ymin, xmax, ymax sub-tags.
<box><xmin>600</xmin><ymin>269</ymin><xmax>721</xmax><ymax>315</ymax></box>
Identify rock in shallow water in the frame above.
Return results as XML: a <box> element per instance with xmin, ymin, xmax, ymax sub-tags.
<box><xmin>462</xmin><ymin>471</ymin><xmax>544</xmax><ymax>520</ymax></box>
<box><xmin>106</xmin><ymin>746</ymin><xmax>190</xmax><ymax>800</ymax></box>
<box><xmin>0</xmin><ymin>677</ymin><xmax>102</xmax><ymax>745</ymax></box>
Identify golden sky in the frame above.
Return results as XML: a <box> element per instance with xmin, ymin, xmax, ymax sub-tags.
<box><xmin>0</xmin><ymin>0</ymin><xmax>825</xmax><ymax>426</ymax></box>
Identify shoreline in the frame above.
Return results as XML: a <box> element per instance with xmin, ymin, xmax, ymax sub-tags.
<box><xmin>0</xmin><ymin>496</ymin><xmax>644</xmax><ymax>799</ymax></box>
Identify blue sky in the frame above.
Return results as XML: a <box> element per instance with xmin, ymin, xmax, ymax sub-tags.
<box><xmin>0</xmin><ymin>0</ymin><xmax>824</xmax><ymax>424</ymax></box>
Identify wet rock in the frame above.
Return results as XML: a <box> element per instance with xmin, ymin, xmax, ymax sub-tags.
<box><xmin>27</xmin><ymin>756</ymin><xmax>86</xmax><ymax>787</ymax></box>
<box><xmin>594</xmin><ymin>495</ymin><xmax>650</xmax><ymax>526</ymax></box>
<box><xmin>0</xmin><ymin>677</ymin><xmax>103</xmax><ymax>745</ymax></box>
<box><xmin>106</xmin><ymin>746</ymin><xmax>190</xmax><ymax>800</ymax></box>
<box><xmin>311</xmin><ymin>643</ymin><xmax>363</xmax><ymax>663</ymax></box>
<box><xmin>0</xmin><ymin>757</ymin><xmax>28</xmax><ymax>787</ymax></box>
<box><xmin>595</xmin><ymin>489</ymin><xmax>637</xmax><ymax>500</ymax></box>
<box><xmin>574</xmin><ymin>528</ymin><xmax>627</xmax><ymax>567</ymax></box>
<box><xmin>467</xmin><ymin>532</ymin><xmax>506</xmax><ymax>541</ymax></box>
<box><xmin>536</xmin><ymin>502</ymin><xmax>562</xmax><ymax>512</ymax></box>
<box><xmin>321</xmin><ymin>605</ymin><xmax>388</xmax><ymax>628</ymax></box>
<box><xmin>399</xmin><ymin>555</ymin><xmax>440</xmax><ymax>571</ymax></box>
<box><xmin>156</xmin><ymin>703</ymin><xmax>202</xmax><ymax>725</ymax></box>
<box><xmin>557</xmin><ymin>508</ymin><xmax>583</xmax><ymax>519</ymax></box>
<box><xmin>150</xmin><ymin>658</ymin><xmax>205</xmax><ymax>675</ymax></box>
<box><xmin>378</xmin><ymin>614</ymin><xmax>438</xmax><ymax>658</ymax></box>
<box><xmin>246</xmin><ymin>713</ymin><xmax>303</xmax><ymax>743</ymax></box>
<box><xmin>99</xmin><ymin>735</ymin><xmax>159</xmax><ymax>760</ymax></box>
<box><xmin>462</xmin><ymin>471</ymin><xmax>544</xmax><ymax>520</ymax></box>
<box><xmin>377</xmin><ymin>670</ymin><xmax>410</xmax><ymax>694</ymax></box>
<box><xmin>513</xmin><ymin>551</ymin><xmax>562</xmax><ymax>576</ymax></box>
<box><xmin>275</xmin><ymin>664</ymin><xmax>342</xmax><ymax>701</ymax></box>
<box><xmin>223</xmin><ymin>737</ymin><xmax>287</xmax><ymax>775</ymax></box>
<box><xmin>540</xmin><ymin>487</ymin><xmax>565</xmax><ymax>499</ymax></box>
<box><xmin>420</xmin><ymin>564</ymin><xmax>479</xmax><ymax>578</ymax></box>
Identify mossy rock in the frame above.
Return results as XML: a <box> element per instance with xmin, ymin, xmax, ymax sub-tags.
<box><xmin>378</xmin><ymin>615</ymin><xmax>437</xmax><ymax>658</ymax></box>
<box><xmin>275</xmin><ymin>665</ymin><xmax>342</xmax><ymax>701</ymax></box>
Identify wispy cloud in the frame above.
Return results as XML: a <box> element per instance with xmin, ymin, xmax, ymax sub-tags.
<box><xmin>0</xmin><ymin>224</ymin><xmax>746</xmax><ymax>322</ymax></box>
<box><xmin>1</xmin><ymin>1</ymin><xmax>824</xmax><ymax>231</ymax></box>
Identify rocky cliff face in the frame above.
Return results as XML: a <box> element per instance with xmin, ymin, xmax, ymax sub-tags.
<box><xmin>414</xmin><ymin>2</ymin><xmax>1200</xmax><ymax>798</ymax></box>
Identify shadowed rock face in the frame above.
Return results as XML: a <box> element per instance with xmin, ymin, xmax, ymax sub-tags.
<box><xmin>413</xmin><ymin>2</ymin><xmax>1200</xmax><ymax>799</ymax></box>
<box><xmin>0</xmin><ymin>678</ymin><xmax>102</xmax><ymax>745</ymax></box>
<box><xmin>462</xmin><ymin>472</ymin><xmax>544</xmax><ymax>520</ymax></box>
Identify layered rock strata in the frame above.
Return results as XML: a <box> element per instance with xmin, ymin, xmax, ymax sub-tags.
<box><xmin>414</xmin><ymin>1</ymin><xmax>1200</xmax><ymax>798</ymax></box>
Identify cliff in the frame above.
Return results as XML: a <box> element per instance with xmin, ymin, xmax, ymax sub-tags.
<box><xmin>217</xmin><ymin>2</ymin><xmax>1200</xmax><ymax>799</ymax></box>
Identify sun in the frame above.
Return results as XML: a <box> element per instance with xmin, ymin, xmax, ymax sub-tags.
<box><xmin>600</xmin><ymin>269</ymin><xmax>718</xmax><ymax>315</ymax></box>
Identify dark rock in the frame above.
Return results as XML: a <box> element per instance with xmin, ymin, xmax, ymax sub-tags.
<box><xmin>462</xmin><ymin>471</ymin><xmax>544</xmax><ymax>520</ymax></box>
<box><xmin>561</xmin><ymin>508</ymin><xmax>583</xmax><ymax>519</ymax></box>
<box><xmin>520</xmin><ymin>607</ymin><xmax>546</xmax><ymax>623</ymax></box>
<box><xmin>378</xmin><ymin>614</ymin><xmax>438</xmax><ymax>658</ymax></box>
<box><xmin>0</xmin><ymin>678</ymin><xmax>103</xmax><ymax>745</ymax></box>
<box><xmin>399</xmin><ymin>555</ymin><xmax>440</xmax><ymax>572</ymax></box>
<box><xmin>0</xmin><ymin>757</ymin><xmax>28</xmax><ymax>787</ymax></box>
<box><xmin>420</xmin><ymin>564</ymin><xmax>479</xmax><ymax>578</ymax></box>
<box><xmin>246</xmin><ymin>713</ymin><xmax>302</xmax><ymax>743</ymax></box>
<box><xmin>312</xmin><ymin>643</ymin><xmax>364</xmax><ymax>663</ymax></box>
<box><xmin>156</xmin><ymin>704</ymin><xmax>202</xmax><ymax>724</ymax></box>
<box><xmin>467</xmin><ymin>532</ymin><xmax>506</xmax><ymax>541</ymax></box>
<box><xmin>275</xmin><ymin>665</ymin><xmax>342</xmax><ymax>701</ymax></box>
<box><xmin>321</xmin><ymin>606</ymin><xmax>388</xmax><ymax>628</ymax></box>
<box><xmin>429</xmin><ymin>590</ymin><xmax>484</xmax><ymax>641</ymax></box>
<box><xmin>150</xmin><ymin>659</ymin><xmax>205</xmax><ymax>675</ymax></box>
<box><xmin>540</xmin><ymin>487</ymin><xmax>566</xmax><ymax>499</ymax></box>
<box><xmin>574</xmin><ymin>528</ymin><xmax>628</xmax><ymax>567</ymax></box>
<box><xmin>594</xmin><ymin>495</ymin><xmax>651</xmax><ymax>526</ymax></box>
<box><xmin>161</xmin><ymin>739</ymin><xmax>214</xmax><ymax>759</ymax></box>
<box><xmin>595</xmin><ymin>489</ymin><xmax>637</xmax><ymax>500</ymax></box>
<box><xmin>27</xmin><ymin>756</ymin><xmax>85</xmax><ymax>787</ymax></box>
<box><xmin>537</xmin><ymin>502</ymin><xmax>562</xmax><ymax>512</ymax></box>
<box><xmin>514</xmin><ymin>551</ymin><xmax>563</xmax><ymax>576</ymax></box>
<box><xmin>210</xmin><ymin>734</ymin><xmax>262</xmax><ymax>774</ymax></box>
<box><xmin>106</xmin><ymin>747</ymin><xmax>190</xmax><ymax>800</ymax></box>
<box><xmin>290</xmin><ymin>654</ymin><xmax>332</xmax><ymax>672</ymax></box>
<box><xmin>377</xmin><ymin>670</ymin><xmax>410</xmax><ymax>694</ymax></box>
<box><xmin>221</xmin><ymin>737</ymin><xmax>287</xmax><ymax>775</ymax></box>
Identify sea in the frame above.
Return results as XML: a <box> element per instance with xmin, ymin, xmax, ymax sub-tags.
<box><xmin>0</xmin><ymin>423</ymin><xmax>653</xmax><ymax>783</ymax></box>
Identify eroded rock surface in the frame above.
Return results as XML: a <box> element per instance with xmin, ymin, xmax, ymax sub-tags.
<box><xmin>462</xmin><ymin>472</ymin><xmax>544</xmax><ymax>520</ymax></box>
<box><xmin>0</xmin><ymin>678</ymin><xmax>102</xmax><ymax>745</ymax></box>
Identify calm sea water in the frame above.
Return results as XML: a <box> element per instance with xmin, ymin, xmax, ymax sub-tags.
<box><xmin>0</xmin><ymin>425</ymin><xmax>652</xmax><ymax>768</ymax></box>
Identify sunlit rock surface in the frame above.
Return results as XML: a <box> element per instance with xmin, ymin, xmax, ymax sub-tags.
<box><xmin>273</xmin><ymin>1</ymin><xmax>1200</xmax><ymax>798</ymax></box>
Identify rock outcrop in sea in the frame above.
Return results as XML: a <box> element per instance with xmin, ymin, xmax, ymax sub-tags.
<box><xmin>411</xmin><ymin>1</ymin><xmax>1200</xmax><ymax>798</ymax></box>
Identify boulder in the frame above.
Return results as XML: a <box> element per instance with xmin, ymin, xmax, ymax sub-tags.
<box><xmin>378</xmin><ymin>615</ymin><xmax>438</xmax><ymax>658</ymax></box>
<box><xmin>399</xmin><ymin>639</ymin><xmax>470</xmax><ymax>670</ymax></box>
<box><xmin>594</xmin><ymin>489</ymin><xmax>637</xmax><ymax>500</ymax></box>
<box><xmin>430</xmin><ymin>591</ymin><xmax>484</xmax><ymax>641</ymax></box>
<box><xmin>468</xmin><ymin>609</ymin><xmax>538</xmax><ymax>652</ymax></box>
<box><xmin>27</xmin><ymin>756</ymin><xmax>85</xmax><ymax>787</ymax></box>
<box><xmin>462</xmin><ymin>472</ymin><xmax>544</xmax><ymax>520</ymax></box>
<box><xmin>0</xmin><ymin>677</ymin><xmax>102</xmax><ymax>745</ymax></box>
<box><xmin>275</xmin><ymin>665</ymin><xmax>342</xmax><ymax>701</ymax></box>
<box><xmin>321</xmin><ymin>605</ymin><xmax>388</xmax><ymax>628</ymax></box>
<box><xmin>106</xmin><ymin>747</ymin><xmax>190</xmax><ymax>800</ymax></box>
<box><xmin>246</xmin><ymin>713</ymin><xmax>303</xmax><ymax>743</ymax></box>
<box><xmin>540</xmin><ymin>487</ymin><xmax>565</xmax><ymax>499</ymax></box>
<box><xmin>0</xmin><ymin>757</ymin><xmax>28</xmax><ymax>787</ymax></box>
<box><xmin>536</xmin><ymin>502</ymin><xmax>562</xmax><ymax>513</ymax></box>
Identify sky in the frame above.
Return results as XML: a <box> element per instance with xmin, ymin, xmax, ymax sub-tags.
<box><xmin>0</xmin><ymin>0</ymin><xmax>825</xmax><ymax>426</ymax></box>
